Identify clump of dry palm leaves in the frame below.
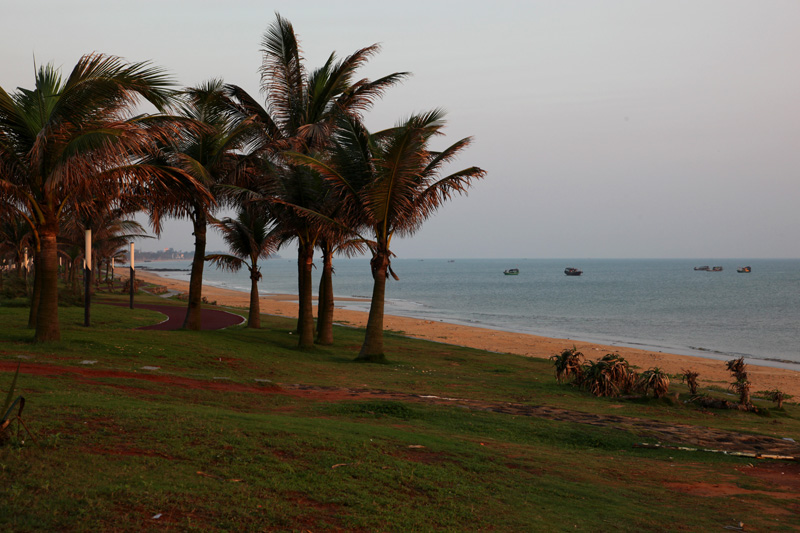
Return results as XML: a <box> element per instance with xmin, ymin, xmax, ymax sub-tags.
<box><xmin>551</xmin><ymin>350</ymin><xmax>641</xmax><ymax>398</ymax></box>
<box><xmin>550</xmin><ymin>346</ymin><xmax>585</xmax><ymax>384</ymax></box>
<box><xmin>680</xmin><ymin>369</ymin><xmax>700</xmax><ymax>395</ymax></box>
<box><xmin>757</xmin><ymin>388</ymin><xmax>792</xmax><ymax>409</ymax></box>
<box><xmin>726</xmin><ymin>357</ymin><xmax>752</xmax><ymax>407</ymax></box>
<box><xmin>636</xmin><ymin>368</ymin><xmax>670</xmax><ymax>399</ymax></box>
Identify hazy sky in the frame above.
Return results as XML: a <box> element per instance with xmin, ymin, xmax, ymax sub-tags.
<box><xmin>3</xmin><ymin>1</ymin><xmax>799</xmax><ymax>259</ymax></box>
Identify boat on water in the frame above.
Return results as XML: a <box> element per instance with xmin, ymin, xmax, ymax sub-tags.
<box><xmin>710</xmin><ymin>266</ymin><xmax>723</xmax><ymax>272</ymax></box>
<box><xmin>503</xmin><ymin>268</ymin><xmax>519</xmax><ymax>275</ymax></box>
<box><xmin>737</xmin><ymin>266</ymin><xmax>752</xmax><ymax>273</ymax></box>
<box><xmin>694</xmin><ymin>266</ymin><xmax>710</xmax><ymax>271</ymax></box>
<box><xmin>564</xmin><ymin>267</ymin><xmax>582</xmax><ymax>276</ymax></box>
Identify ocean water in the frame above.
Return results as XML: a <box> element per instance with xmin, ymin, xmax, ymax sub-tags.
<box><xmin>135</xmin><ymin>258</ymin><xmax>800</xmax><ymax>370</ymax></box>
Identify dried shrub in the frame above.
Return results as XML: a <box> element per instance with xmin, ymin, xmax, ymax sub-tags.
<box><xmin>757</xmin><ymin>389</ymin><xmax>792</xmax><ymax>409</ymax></box>
<box><xmin>550</xmin><ymin>346</ymin><xmax>585</xmax><ymax>384</ymax></box>
<box><xmin>582</xmin><ymin>353</ymin><xmax>636</xmax><ymax>398</ymax></box>
<box><xmin>637</xmin><ymin>368</ymin><xmax>670</xmax><ymax>399</ymax></box>
<box><xmin>681</xmin><ymin>369</ymin><xmax>699</xmax><ymax>395</ymax></box>
<box><xmin>726</xmin><ymin>357</ymin><xmax>752</xmax><ymax>406</ymax></box>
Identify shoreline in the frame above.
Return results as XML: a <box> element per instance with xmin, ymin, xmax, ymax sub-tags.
<box><xmin>132</xmin><ymin>269</ymin><xmax>800</xmax><ymax>399</ymax></box>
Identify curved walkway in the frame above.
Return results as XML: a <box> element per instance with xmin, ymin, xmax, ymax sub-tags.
<box><xmin>103</xmin><ymin>302</ymin><xmax>246</xmax><ymax>330</ymax></box>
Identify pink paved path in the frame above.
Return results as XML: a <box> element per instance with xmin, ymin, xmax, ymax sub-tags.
<box><xmin>102</xmin><ymin>302</ymin><xmax>246</xmax><ymax>330</ymax></box>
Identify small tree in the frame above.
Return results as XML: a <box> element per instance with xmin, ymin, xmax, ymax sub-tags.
<box><xmin>758</xmin><ymin>389</ymin><xmax>791</xmax><ymax>409</ymax></box>
<box><xmin>205</xmin><ymin>207</ymin><xmax>277</xmax><ymax>329</ymax></box>
<box><xmin>726</xmin><ymin>357</ymin><xmax>752</xmax><ymax>407</ymax></box>
<box><xmin>681</xmin><ymin>369</ymin><xmax>699</xmax><ymax>395</ymax></box>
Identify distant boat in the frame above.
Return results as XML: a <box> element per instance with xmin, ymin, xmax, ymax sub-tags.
<box><xmin>737</xmin><ymin>266</ymin><xmax>752</xmax><ymax>273</ymax></box>
<box><xmin>710</xmin><ymin>266</ymin><xmax>723</xmax><ymax>272</ymax></box>
<box><xmin>504</xmin><ymin>268</ymin><xmax>519</xmax><ymax>275</ymax></box>
<box><xmin>694</xmin><ymin>266</ymin><xmax>710</xmax><ymax>271</ymax></box>
<box><xmin>564</xmin><ymin>267</ymin><xmax>582</xmax><ymax>276</ymax></box>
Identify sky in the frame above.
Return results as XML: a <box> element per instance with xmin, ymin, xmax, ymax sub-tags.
<box><xmin>3</xmin><ymin>1</ymin><xmax>799</xmax><ymax>259</ymax></box>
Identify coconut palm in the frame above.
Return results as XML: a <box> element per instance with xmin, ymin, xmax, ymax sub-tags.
<box><xmin>288</xmin><ymin>111</ymin><xmax>485</xmax><ymax>361</ymax></box>
<box><xmin>225</xmin><ymin>13</ymin><xmax>407</xmax><ymax>348</ymax></box>
<box><xmin>147</xmin><ymin>79</ymin><xmax>258</xmax><ymax>330</ymax></box>
<box><xmin>0</xmin><ymin>54</ymin><xmax>194</xmax><ymax>342</ymax></box>
<box><xmin>60</xmin><ymin>204</ymin><xmax>150</xmax><ymax>292</ymax></box>
<box><xmin>0</xmin><ymin>208</ymin><xmax>33</xmax><ymax>297</ymax></box>
<box><xmin>315</xmin><ymin>236</ymin><xmax>368</xmax><ymax>345</ymax></box>
<box><xmin>0</xmin><ymin>209</ymin><xmax>32</xmax><ymax>280</ymax></box>
<box><xmin>205</xmin><ymin>206</ymin><xmax>277</xmax><ymax>328</ymax></box>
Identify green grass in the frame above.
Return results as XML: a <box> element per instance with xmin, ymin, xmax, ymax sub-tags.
<box><xmin>1</xmin><ymin>292</ymin><xmax>799</xmax><ymax>531</ymax></box>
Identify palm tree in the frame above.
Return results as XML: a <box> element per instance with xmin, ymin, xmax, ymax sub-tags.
<box><xmin>225</xmin><ymin>13</ymin><xmax>407</xmax><ymax>349</ymax></box>
<box><xmin>147</xmin><ymin>79</ymin><xmax>257</xmax><ymax>330</ymax></box>
<box><xmin>60</xmin><ymin>203</ymin><xmax>150</xmax><ymax>293</ymax></box>
<box><xmin>315</xmin><ymin>236</ymin><xmax>367</xmax><ymax>345</ymax></box>
<box><xmin>0</xmin><ymin>54</ymin><xmax>189</xmax><ymax>342</ymax></box>
<box><xmin>205</xmin><ymin>206</ymin><xmax>277</xmax><ymax>328</ymax></box>
<box><xmin>288</xmin><ymin>111</ymin><xmax>486</xmax><ymax>361</ymax></box>
<box><xmin>0</xmin><ymin>209</ymin><xmax>32</xmax><ymax>280</ymax></box>
<box><xmin>0</xmin><ymin>208</ymin><xmax>33</xmax><ymax>297</ymax></box>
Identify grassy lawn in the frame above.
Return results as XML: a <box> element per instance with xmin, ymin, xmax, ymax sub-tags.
<box><xmin>1</xmin><ymin>293</ymin><xmax>798</xmax><ymax>532</ymax></box>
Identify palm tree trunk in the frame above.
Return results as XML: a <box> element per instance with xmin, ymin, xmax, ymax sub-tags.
<box><xmin>316</xmin><ymin>244</ymin><xmax>334</xmax><ymax>345</ymax></box>
<box><xmin>70</xmin><ymin>259</ymin><xmax>78</xmax><ymax>295</ymax></box>
<box><xmin>183</xmin><ymin>211</ymin><xmax>206</xmax><ymax>330</ymax></box>
<box><xmin>248</xmin><ymin>266</ymin><xmax>261</xmax><ymax>329</ymax></box>
<box><xmin>296</xmin><ymin>240</ymin><xmax>315</xmax><ymax>349</ymax></box>
<box><xmin>34</xmin><ymin>223</ymin><xmax>60</xmax><ymax>342</ymax></box>
<box><xmin>27</xmin><ymin>251</ymin><xmax>41</xmax><ymax>329</ymax></box>
<box><xmin>357</xmin><ymin>252</ymin><xmax>389</xmax><ymax>362</ymax></box>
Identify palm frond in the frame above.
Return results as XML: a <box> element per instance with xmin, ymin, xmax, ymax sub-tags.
<box><xmin>204</xmin><ymin>253</ymin><xmax>245</xmax><ymax>273</ymax></box>
<box><xmin>259</xmin><ymin>13</ymin><xmax>306</xmax><ymax>134</ymax></box>
<box><xmin>411</xmin><ymin>166</ymin><xmax>486</xmax><ymax>226</ymax></box>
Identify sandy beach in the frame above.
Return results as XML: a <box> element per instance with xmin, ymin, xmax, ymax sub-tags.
<box><xmin>134</xmin><ymin>269</ymin><xmax>800</xmax><ymax>399</ymax></box>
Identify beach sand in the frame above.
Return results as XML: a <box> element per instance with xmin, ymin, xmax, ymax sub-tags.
<box><xmin>134</xmin><ymin>269</ymin><xmax>800</xmax><ymax>399</ymax></box>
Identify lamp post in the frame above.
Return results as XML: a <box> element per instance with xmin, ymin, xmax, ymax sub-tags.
<box><xmin>129</xmin><ymin>242</ymin><xmax>135</xmax><ymax>309</ymax></box>
<box><xmin>84</xmin><ymin>229</ymin><xmax>91</xmax><ymax>327</ymax></box>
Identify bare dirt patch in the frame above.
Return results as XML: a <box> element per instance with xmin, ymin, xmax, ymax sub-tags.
<box><xmin>736</xmin><ymin>462</ymin><xmax>800</xmax><ymax>492</ymax></box>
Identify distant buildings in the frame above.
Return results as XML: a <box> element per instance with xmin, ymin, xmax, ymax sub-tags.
<box><xmin>136</xmin><ymin>248</ymin><xmax>188</xmax><ymax>261</ymax></box>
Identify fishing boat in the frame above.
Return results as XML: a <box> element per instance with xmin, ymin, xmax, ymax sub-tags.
<box><xmin>694</xmin><ymin>266</ymin><xmax>710</xmax><ymax>271</ymax></box>
<box><xmin>564</xmin><ymin>267</ymin><xmax>582</xmax><ymax>276</ymax></box>
<box><xmin>711</xmin><ymin>266</ymin><xmax>723</xmax><ymax>272</ymax></box>
<box><xmin>503</xmin><ymin>268</ymin><xmax>519</xmax><ymax>275</ymax></box>
<box><xmin>737</xmin><ymin>266</ymin><xmax>752</xmax><ymax>273</ymax></box>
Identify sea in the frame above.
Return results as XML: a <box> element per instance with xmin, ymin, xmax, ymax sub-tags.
<box><xmin>133</xmin><ymin>258</ymin><xmax>800</xmax><ymax>371</ymax></box>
